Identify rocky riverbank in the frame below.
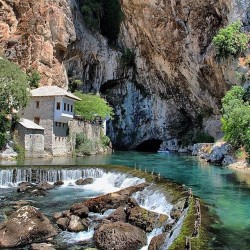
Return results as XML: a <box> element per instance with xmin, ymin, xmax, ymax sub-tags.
<box><xmin>0</xmin><ymin>165</ymin><xmax>215</xmax><ymax>249</ymax></box>
<box><xmin>192</xmin><ymin>141</ymin><xmax>249</xmax><ymax>169</ymax></box>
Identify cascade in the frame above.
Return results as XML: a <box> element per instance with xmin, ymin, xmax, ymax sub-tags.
<box><xmin>0</xmin><ymin>168</ymin><xmax>105</xmax><ymax>187</ymax></box>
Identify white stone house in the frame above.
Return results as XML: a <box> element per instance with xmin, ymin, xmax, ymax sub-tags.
<box><xmin>17</xmin><ymin>86</ymin><xmax>81</xmax><ymax>157</ymax></box>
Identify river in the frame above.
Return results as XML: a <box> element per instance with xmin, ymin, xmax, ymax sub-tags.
<box><xmin>1</xmin><ymin>151</ymin><xmax>250</xmax><ymax>249</ymax></box>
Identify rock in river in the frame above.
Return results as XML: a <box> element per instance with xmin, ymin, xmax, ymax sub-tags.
<box><xmin>0</xmin><ymin>206</ymin><xmax>58</xmax><ymax>248</ymax></box>
<box><xmin>94</xmin><ymin>221</ymin><xmax>147</xmax><ymax>250</ymax></box>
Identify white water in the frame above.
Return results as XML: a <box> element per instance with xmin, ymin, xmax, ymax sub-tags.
<box><xmin>0</xmin><ymin>168</ymin><xmax>105</xmax><ymax>187</ymax></box>
<box><xmin>140</xmin><ymin>227</ymin><xmax>164</xmax><ymax>250</ymax></box>
<box><xmin>165</xmin><ymin>209</ymin><xmax>188</xmax><ymax>249</ymax></box>
<box><xmin>133</xmin><ymin>186</ymin><xmax>173</xmax><ymax>216</ymax></box>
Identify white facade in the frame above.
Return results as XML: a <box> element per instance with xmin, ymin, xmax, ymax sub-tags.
<box><xmin>54</xmin><ymin>96</ymin><xmax>74</xmax><ymax>123</ymax></box>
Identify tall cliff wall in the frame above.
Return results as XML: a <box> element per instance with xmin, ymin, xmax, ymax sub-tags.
<box><xmin>0</xmin><ymin>0</ymin><xmax>248</xmax><ymax>150</ymax></box>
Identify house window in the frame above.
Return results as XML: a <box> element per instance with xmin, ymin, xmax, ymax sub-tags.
<box><xmin>36</xmin><ymin>101</ymin><xmax>40</xmax><ymax>108</ymax></box>
<box><xmin>64</xmin><ymin>103</ymin><xmax>66</xmax><ymax>111</ymax></box>
<box><xmin>67</xmin><ymin>104</ymin><xmax>70</xmax><ymax>111</ymax></box>
<box><xmin>56</xmin><ymin>102</ymin><xmax>61</xmax><ymax>110</ymax></box>
<box><xmin>59</xmin><ymin>122</ymin><xmax>61</xmax><ymax>127</ymax></box>
<box><xmin>55</xmin><ymin>122</ymin><xmax>58</xmax><ymax>127</ymax></box>
<box><xmin>34</xmin><ymin>117</ymin><xmax>40</xmax><ymax>125</ymax></box>
<box><xmin>71</xmin><ymin>105</ymin><xmax>73</xmax><ymax>112</ymax></box>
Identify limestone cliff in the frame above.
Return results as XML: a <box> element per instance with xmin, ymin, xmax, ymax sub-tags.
<box><xmin>0</xmin><ymin>0</ymin><xmax>248</xmax><ymax>150</ymax></box>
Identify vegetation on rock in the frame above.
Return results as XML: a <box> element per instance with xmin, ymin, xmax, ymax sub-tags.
<box><xmin>27</xmin><ymin>69</ymin><xmax>41</xmax><ymax>89</ymax></box>
<box><xmin>221</xmin><ymin>86</ymin><xmax>250</xmax><ymax>155</ymax></box>
<box><xmin>213</xmin><ymin>21</ymin><xmax>249</xmax><ymax>59</ymax></box>
<box><xmin>0</xmin><ymin>58</ymin><xmax>30</xmax><ymax>149</ymax></box>
<box><xmin>74</xmin><ymin>91</ymin><xmax>113</xmax><ymax>121</ymax></box>
<box><xmin>120</xmin><ymin>48</ymin><xmax>136</xmax><ymax>69</ymax></box>
<box><xmin>75</xmin><ymin>132</ymin><xmax>96</xmax><ymax>156</ymax></box>
<box><xmin>80</xmin><ymin>0</ymin><xmax>123</xmax><ymax>43</ymax></box>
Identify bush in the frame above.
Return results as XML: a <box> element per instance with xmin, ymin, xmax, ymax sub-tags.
<box><xmin>75</xmin><ymin>132</ymin><xmax>96</xmax><ymax>156</ymax></box>
<box><xmin>101</xmin><ymin>134</ymin><xmax>110</xmax><ymax>147</ymax></box>
<box><xmin>74</xmin><ymin>91</ymin><xmax>114</xmax><ymax>121</ymax></box>
<box><xmin>213</xmin><ymin>21</ymin><xmax>249</xmax><ymax>59</ymax></box>
<box><xmin>221</xmin><ymin>86</ymin><xmax>250</xmax><ymax>155</ymax></box>
<box><xmin>28</xmin><ymin>69</ymin><xmax>41</xmax><ymax>89</ymax></box>
<box><xmin>120</xmin><ymin>48</ymin><xmax>135</xmax><ymax>69</ymax></box>
<box><xmin>80</xmin><ymin>0</ymin><xmax>123</xmax><ymax>43</ymax></box>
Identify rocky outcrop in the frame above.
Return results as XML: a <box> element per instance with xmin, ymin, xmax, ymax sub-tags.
<box><xmin>0</xmin><ymin>206</ymin><xmax>57</xmax><ymax>248</ymax></box>
<box><xmin>94</xmin><ymin>221</ymin><xmax>147</xmax><ymax>250</ymax></box>
<box><xmin>1</xmin><ymin>0</ymin><xmax>245</xmax><ymax>150</ymax></box>
<box><xmin>192</xmin><ymin>141</ymin><xmax>236</xmax><ymax>166</ymax></box>
<box><xmin>75</xmin><ymin>178</ymin><xmax>93</xmax><ymax>185</ymax></box>
<box><xmin>31</xmin><ymin>243</ymin><xmax>56</xmax><ymax>250</ymax></box>
<box><xmin>128</xmin><ymin>206</ymin><xmax>168</xmax><ymax>232</ymax></box>
<box><xmin>148</xmin><ymin>232</ymin><xmax>168</xmax><ymax>250</ymax></box>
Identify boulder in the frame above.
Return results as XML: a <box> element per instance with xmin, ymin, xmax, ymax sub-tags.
<box><xmin>222</xmin><ymin>156</ymin><xmax>236</xmax><ymax>166</ymax></box>
<box><xmin>170</xmin><ymin>207</ymin><xmax>182</xmax><ymax>220</ymax></box>
<box><xmin>68</xmin><ymin>215</ymin><xmax>87</xmax><ymax>232</ymax></box>
<box><xmin>148</xmin><ymin>232</ymin><xmax>168</xmax><ymax>250</ymax></box>
<box><xmin>94</xmin><ymin>221</ymin><xmax>147</xmax><ymax>250</ymax></box>
<box><xmin>107</xmin><ymin>206</ymin><xmax>127</xmax><ymax>222</ymax></box>
<box><xmin>83</xmin><ymin>183</ymin><xmax>148</xmax><ymax>213</ymax></box>
<box><xmin>17</xmin><ymin>182</ymin><xmax>35</xmax><ymax>192</ymax></box>
<box><xmin>75</xmin><ymin>178</ymin><xmax>94</xmax><ymax>185</ymax></box>
<box><xmin>128</xmin><ymin>206</ymin><xmax>168</xmax><ymax>232</ymax></box>
<box><xmin>56</xmin><ymin>217</ymin><xmax>70</xmax><ymax>231</ymax></box>
<box><xmin>37</xmin><ymin>182</ymin><xmax>54</xmax><ymax>190</ymax></box>
<box><xmin>0</xmin><ymin>206</ymin><xmax>58</xmax><ymax>248</ymax></box>
<box><xmin>70</xmin><ymin>203</ymin><xmax>89</xmax><ymax>218</ymax></box>
<box><xmin>31</xmin><ymin>243</ymin><xmax>56</xmax><ymax>250</ymax></box>
<box><xmin>54</xmin><ymin>181</ymin><xmax>64</xmax><ymax>186</ymax></box>
<box><xmin>53</xmin><ymin>212</ymin><xmax>63</xmax><ymax>221</ymax></box>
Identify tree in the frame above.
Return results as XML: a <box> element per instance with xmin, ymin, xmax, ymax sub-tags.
<box><xmin>28</xmin><ymin>69</ymin><xmax>41</xmax><ymax>89</ymax></box>
<box><xmin>74</xmin><ymin>91</ymin><xmax>114</xmax><ymax>121</ymax></box>
<box><xmin>213</xmin><ymin>21</ymin><xmax>249</xmax><ymax>59</ymax></box>
<box><xmin>0</xmin><ymin>58</ymin><xmax>30</xmax><ymax>149</ymax></box>
<box><xmin>221</xmin><ymin>86</ymin><xmax>250</xmax><ymax>155</ymax></box>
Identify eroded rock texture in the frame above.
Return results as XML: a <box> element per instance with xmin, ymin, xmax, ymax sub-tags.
<box><xmin>1</xmin><ymin>0</ymin><xmax>246</xmax><ymax>149</ymax></box>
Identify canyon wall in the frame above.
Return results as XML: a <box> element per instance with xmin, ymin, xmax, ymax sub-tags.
<box><xmin>0</xmin><ymin>0</ymin><xmax>248</xmax><ymax>150</ymax></box>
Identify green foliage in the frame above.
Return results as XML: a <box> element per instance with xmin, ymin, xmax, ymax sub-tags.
<box><xmin>80</xmin><ymin>0</ymin><xmax>122</xmax><ymax>43</ymax></box>
<box><xmin>13</xmin><ymin>136</ymin><xmax>25</xmax><ymax>159</ymax></box>
<box><xmin>0</xmin><ymin>58</ymin><xmax>30</xmax><ymax>149</ymax></box>
<box><xmin>101</xmin><ymin>134</ymin><xmax>110</xmax><ymax>147</ymax></box>
<box><xmin>193</xmin><ymin>132</ymin><xmax>215</xmax><ymax>144</ymax></box>
<box><xmin>74</xmin><ymin>91</ymin><xmax>114</xmax><ymax>121</ymax></box>
<box><xmin>221</xmin><ymin>86</ymin><xmax>250</xmax><ymax>155</ymax></box>
<box><xmin>28</xmin><ymin>69</ymin><xmax>41</xmax><ymax>89</ymax></box>
<box><xmin>120</xmin><ymin>48</ymin><xmax>135</xmax><ymax>68</ymax></box>
<box><xmin>75</xmin><ymin>132</ymin><xmax>96</xmax><ymax>156</ymax></box>
<box><xmin>213</xmin><ymin>21</ymin><xmax>249</xmax><ymax>59</ymax></box>
<box><xmin>100</xmin><ymin>0</ymin><xmax>123</xmax><ymax>43</ymax></box>
<box><xmin>181</xmin><ymin>130</ymin><xmax>214</xmax><ymax>147</ymax></box>
<box><xmin>81</xmin><ymin>0</ymin><xmax>103</xmax><ymax>31</ymax></box>
<box><xmin>69</xmin><ymin>79</ymin><xmax>81</xmax><ymax>93</ymax></box>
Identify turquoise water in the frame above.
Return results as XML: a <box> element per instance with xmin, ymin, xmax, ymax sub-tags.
<box><xmin>76</xmin><ymin>151</ymin><xmax>250</xmax><ymax>250</ymax></box>
<box><xmin>1</xmin><ymin>151</ymin><xmax>250</xmax><ymax>249</ymax></box>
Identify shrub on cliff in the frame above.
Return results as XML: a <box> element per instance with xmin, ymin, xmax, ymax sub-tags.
<box><xmin>80</xmin><ymin>0</ymin><xmax>122</xmax><ymax>43</ymax></box>
<box><xmin>221</xmin><ymin>86</ymin><xmax>250</xmax><ymax>155</ymax></box>
<box><xmin>74</xmin><ymin>91</ymin><xmax>113</xmax><ymax>121</ymax></box>
<box><xmin>213</xmin><ymin>21</ymin><xmax>249</xmax><ymax>59</ymax></box>
<box><xmin>0</xmin><ymin>58</ymin><xmax>30</xmax><ymax>149</ymax></box>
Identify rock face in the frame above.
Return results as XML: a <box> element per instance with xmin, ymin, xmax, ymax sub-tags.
<box><xmin>128</xmin><ymin>206</ymin><xmax>168</xmax><ymax>232</ymax></box>
<box><xmin>75</xmin><ymin>178</ymin><xmax>94</xmax><ymax>185</ymax></box>
<box><xmin>1</xmin><ymin>0</ymin><xmax>245</xmax><ymax>150</ymax></box>
<box><xmin>0</xmin><ymin>206</ymin><xmax>57</xmax><ymax>248</ymax></box>
<box><xmin>94</xmin><ymin>221</ymin><xmax>147</xmax><ymax>250</ymax></box>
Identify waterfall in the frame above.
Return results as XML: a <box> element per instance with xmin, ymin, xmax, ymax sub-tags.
<box><xmin>132</xmin><ymin>186</ymin><xmax>173</xmax><ymax>216</ymax></box>
<box><xmin>0</xmin><ymin>168</ymin><xmax>105</xmax><ymax>187</ymax></box>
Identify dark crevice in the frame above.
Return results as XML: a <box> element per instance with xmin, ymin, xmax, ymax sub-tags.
<box><xmin>135</xmin><ymin>139</ymin><xmax>163</xmax><ymax>153</ymax></box>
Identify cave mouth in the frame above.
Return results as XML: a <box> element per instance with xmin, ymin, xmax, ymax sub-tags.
<box><xmin>135</xmin><ymin>139</ymin><xmax>163</xmax><ymax>153</ymax></box>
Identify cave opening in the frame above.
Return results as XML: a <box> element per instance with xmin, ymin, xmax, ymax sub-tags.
<box><xmin>135</xmin><ymin>139</ymin><xmax>163</xmax><ymax>153</ymax></box>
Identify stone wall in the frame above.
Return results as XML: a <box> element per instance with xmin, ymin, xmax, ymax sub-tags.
<box><xmin>68</xmin><ymin>118</ymin><xmax>109</xmax><ymax>155</ymax></box>
<box><xmin>16</xmin><ymin>124</ymin><xmax>44</xmax><ymax>158</ymax></box>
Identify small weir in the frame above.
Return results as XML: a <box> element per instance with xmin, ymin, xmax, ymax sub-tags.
<box><xmin>0</xmin><ymin>166</ymin><xmax>190</xmax><ymax>250</ymax></box>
